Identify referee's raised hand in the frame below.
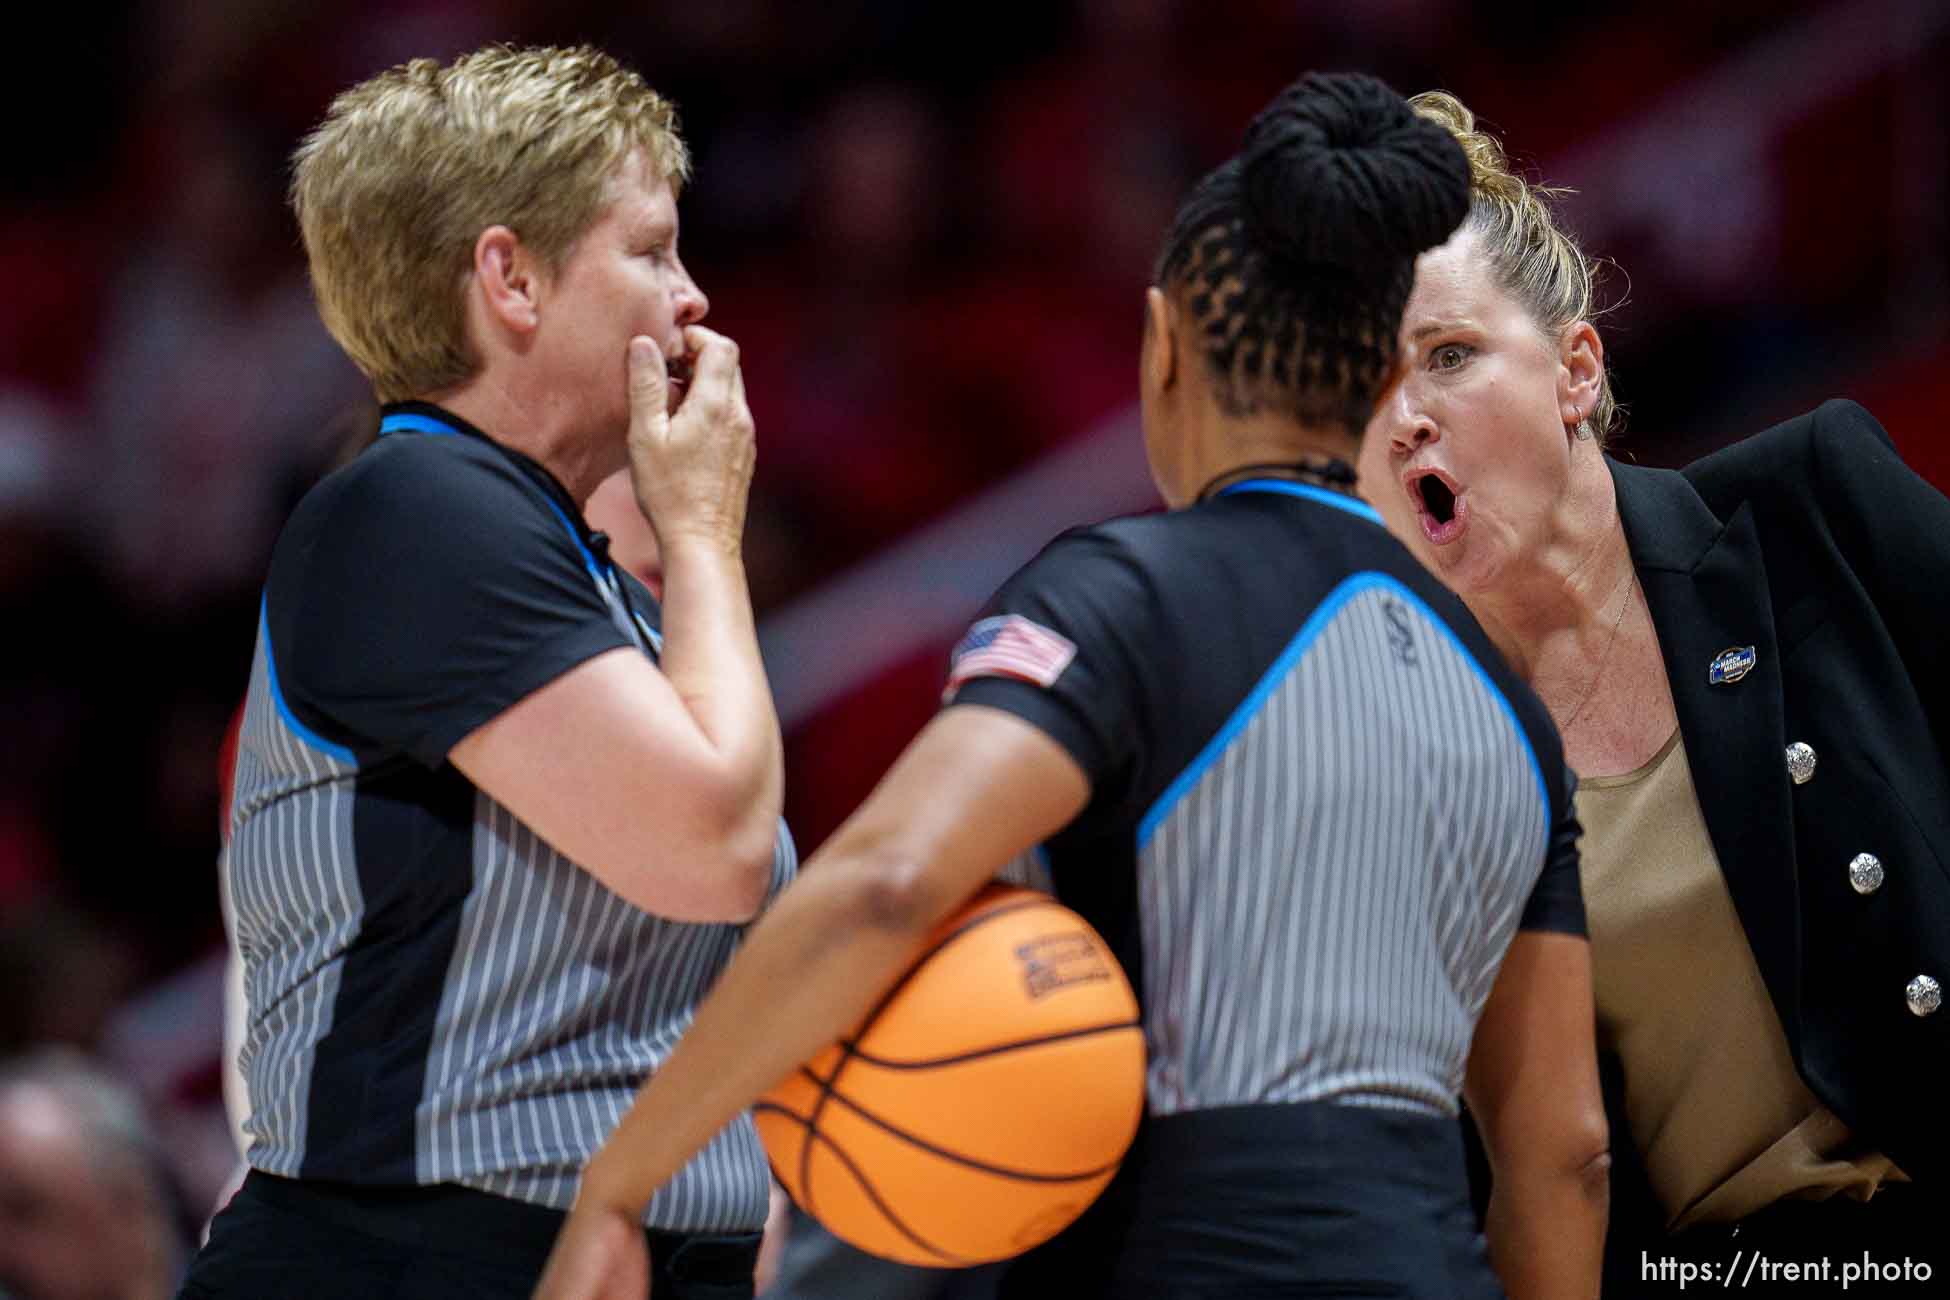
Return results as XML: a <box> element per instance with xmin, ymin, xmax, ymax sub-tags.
<box><xmin>627</xmin><ymin>325</ymin><xmax>756</xmax><ymax>554</ymax></box>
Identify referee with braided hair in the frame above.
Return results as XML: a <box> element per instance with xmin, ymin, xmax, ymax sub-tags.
<box><xmin>538</xmin><ymin>72</ymin><xmax>1606</xmax><ymax>1300</ymax></box>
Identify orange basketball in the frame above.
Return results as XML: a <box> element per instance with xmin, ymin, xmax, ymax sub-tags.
<box><xmin>755</xmin><ymin>883</ymin><xmax>1145</xmax><ymax>1267</ymax></box>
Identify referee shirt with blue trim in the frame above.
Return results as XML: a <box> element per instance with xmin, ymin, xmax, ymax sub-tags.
<box><xmin>949</xmin><ymin>480</ymin><xmax>1582</xmax><ymax>1120</ymax></box>
<box><xmin>226</xmin><ymin>401</ymin><xmax>795</xmax><ymax>1231</ymax></box>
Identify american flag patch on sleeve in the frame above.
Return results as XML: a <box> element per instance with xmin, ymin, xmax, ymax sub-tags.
<box><xmin>943</xmin><ymin>614</ymin><xmax>1078</xmax><ymax>700</ymax></box>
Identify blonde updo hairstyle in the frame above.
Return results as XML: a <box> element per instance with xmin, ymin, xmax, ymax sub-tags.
<box><xmin>291</xmin><ymin>45</ymin><xmax>691</xmax><ymax>403</ymax></box>
<box><xmin>1408</xmin><ymin>91</ymin><xmax>1620</xmax><ymax>444</ymax></box>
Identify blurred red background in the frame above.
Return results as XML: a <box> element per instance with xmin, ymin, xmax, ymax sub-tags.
<box><xmin>0</xmin><ymin>0</ymin><xmax>1943</xmax><ymax>1231</ymax></box>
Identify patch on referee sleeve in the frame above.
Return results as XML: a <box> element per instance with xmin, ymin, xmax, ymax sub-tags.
<box><xmin>943</xmin><ymin>614</ymin><xmax>1078</xmax><ymax>700</ymax></box>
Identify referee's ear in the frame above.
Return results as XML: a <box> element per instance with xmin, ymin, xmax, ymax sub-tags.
<box><xmin>1141</xmin><ymin>285</ymin><xmax>1178</xmax><ymax>399</ymax></box>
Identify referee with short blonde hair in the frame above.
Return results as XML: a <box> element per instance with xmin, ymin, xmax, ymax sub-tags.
<box><xmin>180</xmin><ymin>45</ymin><xmax>793</xmax><ymax>1300</ymax></box>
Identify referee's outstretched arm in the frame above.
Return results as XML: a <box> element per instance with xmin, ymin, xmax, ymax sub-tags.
<box><xmin>534</xmin><ymin>704</ymin><xmax>1091</xmax><ymax>1299</ymax></box>
<box><xmin>1465</xmin><ymin>929</ymin><xmax>1610</xmax><ymax>1299</ymax></box>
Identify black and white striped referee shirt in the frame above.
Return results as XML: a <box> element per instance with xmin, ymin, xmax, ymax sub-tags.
<box><xmin>226</xmin><ymin>402</ymin><xmax>795</xmax><ymax>1231</ymax></box>
<box><xmin>951</xmin><ymin>479</ymin><xmax>1582</xmax><ymax>1120</ymax></box>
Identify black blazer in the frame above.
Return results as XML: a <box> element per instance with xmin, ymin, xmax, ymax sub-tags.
<box><xmin>1600</xmin><ymin>399</ymin><xmax>1950</xmax><ymax>1259</ymax></box>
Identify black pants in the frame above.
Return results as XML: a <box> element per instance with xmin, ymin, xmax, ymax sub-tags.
<box><xmin>1608</xmin><ymin>1183</ymin><xmax>1944</xmax><ymax>1296</ymax></box>
<box><xmin>178</xmin><ymin>1171</ymin><xmax>761</xmax><ymax>1300</ymax></box>
<box><xmin>1005</xmin><ymin>1102</ymin><xmax>1504</xmax><ymax>1300</ymax></box>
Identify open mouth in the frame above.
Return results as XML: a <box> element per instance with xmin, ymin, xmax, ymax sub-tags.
<box><xmin>1417</xmin><ymin>473</ymin><xmax>1456</xmax><ymax>524</ymax></box>
<box><xmin>1407</xmin><ymin>469</ymin><xmax>1465</xmax><ymax>543</ymax></box>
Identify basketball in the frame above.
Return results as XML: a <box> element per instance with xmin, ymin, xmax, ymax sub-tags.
<box><xmin>755</xmin><ymin>883</ymin><xmax>1146</xmax><ymax>1267</ymax></box>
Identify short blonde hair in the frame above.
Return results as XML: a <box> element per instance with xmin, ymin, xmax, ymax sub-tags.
<box><xmin>1409</xmin><ymin>91</ymin><xmax>1621</xmax><ymax>444</ymax></box>
<box><xmin>291</xmin><ymin>44</ymin><xmax>691</xmax><ymax>403</ymax></box>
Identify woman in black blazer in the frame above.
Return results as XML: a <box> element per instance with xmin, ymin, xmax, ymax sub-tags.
<box><xmin>1360</xmin><ymin>91</ymin><xmax>1949</xmax><ymax>1290</ymax></box>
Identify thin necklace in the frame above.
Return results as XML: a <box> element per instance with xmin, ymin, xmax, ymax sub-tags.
<box><xmin>1195</xmin><ymin>455</ymin><xmax>1359</xmax><ymax>503</ymax></box>
<box><xmin>1560</xmin><ymin>566</ymin><xmax>1636</xmax><ymax>731</ymax></box>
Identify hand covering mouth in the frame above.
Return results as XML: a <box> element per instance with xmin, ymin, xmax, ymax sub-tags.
<box><xmin>665</xmin><ymin>351</ymin><xmax>693</xmax><ymax>410</ymax></box>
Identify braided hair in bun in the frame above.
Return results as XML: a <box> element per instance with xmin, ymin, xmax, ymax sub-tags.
<box><xmin>1155</xmin><ymin>71</ymin><xmax>1469</xmax><ymax>435</ymax></box>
